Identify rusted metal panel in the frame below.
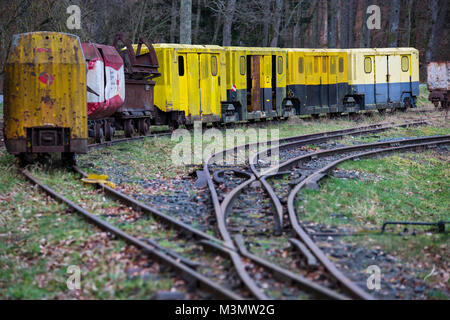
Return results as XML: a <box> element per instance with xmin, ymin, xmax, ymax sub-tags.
<box><xmin>113</xmin><ymin>34</ymin><xmax>160</xmax><ymax>117</ymax></box>
<box><xmin>427</xmin><ymin>61</ymin><xmax>449</xmax><ymax>91</ymax></box>
<box><xmin>82</xmin><ymin>43</ymin><xmax>125</xmax><ymax>119</ymax></box>
<box><xmin>4</xmin><ymin>32</ymin><xmax>87</xmax><ymax>154</ymax></box>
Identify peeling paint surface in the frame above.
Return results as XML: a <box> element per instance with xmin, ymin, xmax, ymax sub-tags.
<box><xmin>427</xmin><ymin>62</ymin><xmax>450</xmax><ymax>91</ymax></box>
<box><xmin>4</xmin><ymin>32</ymin><xmax>87</xmax><ymax>142</ymax></box>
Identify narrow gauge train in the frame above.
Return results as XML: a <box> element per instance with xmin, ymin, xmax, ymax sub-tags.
<box><xmin>140</xmin><ymin>45</ymin><xmax>419</xmax><ymax>126</ymax></box>
<box><xmin>3</xmin><ymin>31</ymin><xmax>420</xmax><ymax>162</ymax></box>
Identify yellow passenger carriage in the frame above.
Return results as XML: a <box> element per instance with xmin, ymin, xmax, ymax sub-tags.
<box><xmin>285</xmin><ymin>49</ymin><xmax>349</xmax><ymax>115</ymax></box>
<box><xmin>3</xmin><ymin>32</ymin><xmax>87</xmax><ymax>162</ymax></box>
<box><xmin>346</xmin><ymin>48</ymin><xmax>419</xmax><ymax>111</ymax></box>
<box><xmin>138</xmin><ymin>44</ymin><xmax>227</xmax><ymax>127</ymax></box>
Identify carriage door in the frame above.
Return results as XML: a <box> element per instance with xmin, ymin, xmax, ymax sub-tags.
<box><xmin>375</xmin><ymin>55</ymin><xmax>388</xmax><ymax>104</ymax></box>
<box><xmin>320</xmin><ymin>56</ymin><xmax>328</xmax><ymax>107</ymax></box>
<box><xmin>363</xmin><ymin>56</ymin><xmax>376</xmax><ymax>106</ymax></box>
<box><xmin>262</xmin><ymin>55</ymin><xmax>272</xmax><ymax>113</ymax></box>
<box><xmin>400</xmin><ymin>55</ymin><xmax>412</xmax><ymax>100</ymax></box>
<box><xmin>199</xmin><ymin>54</ymin><xmax>220</xmax><ymax>118</ymax></box>
<box><xmin>249</xmin><ymin>55</ymin><xmax>261</xmax><ymax>111</ymax></box>
<box><xmin>186</xmin><ymin>53</ymin><xmax>200</xmax><ymax>117</ymax></box>
<box><xmin>329</xmin><ymin>56</ymin><xmax>338</xmax><ymax>108</ymax></box>
<box><xmin>177</xmin><ymin>54</ymin><xmax>189</xmax><ymax>115</ymax></box>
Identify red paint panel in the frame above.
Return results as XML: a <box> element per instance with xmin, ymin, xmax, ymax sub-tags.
<box><xmin>38</xmin><ymin>72</ymin><xmax>55</xmax><ymax>86</ymax></box>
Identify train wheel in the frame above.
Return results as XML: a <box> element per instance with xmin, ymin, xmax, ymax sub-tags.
<box><xmin>169</xmin><ymin>121</ymin><xmax>179</xmax><ymax>131</ymax></box>
<box><xmin>95</xmin><ymin>123</ymin><xmax>105</xmax><ymax>143</ymax></box>
<box><xmin>433</xmin><ymin>101</ymin><xmax>440</xmax><ymax>110</ymax></box>
<box><xmin>105</xmin><ymin>122</ymin><xmax>114</xmax><ymax>141</ymax></box>
<box><xmin>124</xmin><ymin>119</ymin><xmax>134</xmax><ymax>137</ymax></box>
<box><xmin>138</xmin><ymin>119</ymin><xmax>148</xmax><ymax>136</ymax></box>
<box><xmin>62</xmin><ymin>152</ymin><xmax>76</xmax><ymax>166</ymax></box>
<box><xmin>18</xmin><ymin>153</ymin><xmax>33</xmax><ymax>166</ymax></box>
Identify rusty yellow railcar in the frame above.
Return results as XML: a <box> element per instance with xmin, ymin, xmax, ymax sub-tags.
<box><xmin>4</xmin><ymin>32</ymin><xmax>87</xmax><ymax>161</ymax></box>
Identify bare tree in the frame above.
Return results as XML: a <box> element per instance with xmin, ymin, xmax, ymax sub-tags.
<box><xmin>180</xmin><ymin>0</ymin><xmax>192</xmax><ymax>44</ymax></box>
<box><xmin>193</xmin><ymin>0</ymin><xmax>202</xmax><ymax>43</ymax></box>
<box><xmin>426</xmin><ymin>0</ymin><xmax>447</xmax><ymax>61</ymax></box>
<box><xmin>222</xmin><ymin>0</ymin><xmax>236</xmax><ymax>46</ymax></box>
<box><xmin>360</xmin><ymin>0</ymin><xmax>371</xmax><ymax>47</ymax></box>
<box><xmin>262</xmin><ymin>0</ymin><xmax>272</xmax><ymax>46</ymax></box>
<box><xmin>388</xmin><ymin>0</ymin><xmax>401</xmax><ymax>47</ymax></box>
<box><xmin>170</xmin><ymin>0</ymin><xmax>178</xmax><ymax>43</ymax></box>
<box><xmin>401</xmin><ymin>0</ymin><xmax>413</xmax><ymax>46</ymax></box>
<box><xmin>270</xmin><ymin>0</ymin><xmax>284</xmax><ymax>47</ymax></box>
<box><xmin>327</xmin><ymin>0</ymin><xmax>337</xmax><ymax>48</ymax></box>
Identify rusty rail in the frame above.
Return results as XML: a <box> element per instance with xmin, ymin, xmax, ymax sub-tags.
<box><xmin>21</xmin><ymin>168</ymin><xmax>242</xmax><ymax>300</ymax></box>
<box><xmin>284</xmin><ymin>136</ymin><xmax>449</xmax><ymax>299</ymax></box>
<box><xmin>202</xmin><ymin>121</ymin><xmax>423</xmax><ymax>299</ymax></box>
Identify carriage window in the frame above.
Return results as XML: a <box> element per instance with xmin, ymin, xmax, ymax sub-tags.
<box><xmin>339</xmin><ymin>57</ymin><xmax>344</xmax><ymax>73</ymax></box>
<box><xmin>401</xmin><ymin>56</ymin><xmax>409</xmax><ymax>72</ymax></box>
<box><xmin>364</xmin><ymin>57</ymin><xmax>372</xmax><ymax>73</ymax></box>
<box><xmin>211</xmin><ymin>55</ymin><xmax>218</xmax><ymax>76</ymax></box>
<box><xmin>314</xmin><ymin>57</ymin><xmax>319</xmax><ymax>73</ymax></box>
<box><xmin>322</xmin><ymin>58</ymin><xmax>327</xmax><ymax>73</ymax></box>
<box><xmin>278</xmin><ymin>56</ymin><xmax>283</xmax><ymax>74</ymax></box>
<box><xmin>178</xmin><ymin>56</ymin><xmax>185</xmax><ymax>76</ymax></box>
<box><xmin>330</xmin><ymin>57</ymin><xmax>336</xmax><ymax>74</ymax></box>
<box><xmin>298</xmin><ymin>57</ymin><xmax>304</xmax><ymax>74</ymax></box>
<box><xmin>240</xmin><ymin>56</ymin><xmax>246</xmax><ymax>75</ymax></box>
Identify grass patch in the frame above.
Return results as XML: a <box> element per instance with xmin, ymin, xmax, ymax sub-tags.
<box><xmin>417</xmin><ymin>85</ymin><xmax>431</xmax><ymax>107</ymax></box>
<box><xmin>299</xmin><ymin>150</ymin><xmax>449</xmax><ymax>226</ymax></box>
<box><xmin>0</xmin><ymin>151</ymin><xmax>179</xmax><ymax>299</ymax></box>
<box><xmin>297</xmin><ymin>150</ymin><xmax>449</xmax><ymax>289</ymax></box>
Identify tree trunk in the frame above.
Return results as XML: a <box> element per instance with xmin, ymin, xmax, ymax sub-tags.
<box><xmin>262</xmin><ymin>0</ymin><xmax>272</xmax><ymax>47</ymax></box>
<box><xmin>388</xmin><ymin>0</ymin><xmax>401</xmax><ymax>47</ymax></box>
<box><xmin>327</xmin><ymin>0</ymin><xmax>337</xmax><ymax>48</ymax></box>
<box><xmin>222</xmin><ymin>0</ymin><xmax>236</xmax><ymax>46</ymax></box>
<box><xmin>180</xmin><ymin>0</ymin><xmax>192</xmax><ymax>44</ymax></box>
<box><xmin>292</xmin><ymin>0</ymin><xmax>303</xmax><ymax>47</ymax></box>
<box><xmin>132</xmin><ymin>0</ymin><xmax>148</xmax><ymax>44</ymax></box>
<box><xmin>339</xmin><ymin>0</ymin><xmax>349</xmax><ymax>48</ymax></box>
<box><xmin>347</xmin><ymin>0</ymin><xmax>356</xmax><ymax>48</ymax></box>
<box><xmin>193</xmin><ymin>0</ymin><xmax>202</xmax><ymax>43</ymax></box>
<box><xmin>212</xmin><ymin>14</ymin><xmax>222</xmax><ymax>44</ymax></box>
<box><xmin>401</xmin><ymin>0</ymin><xmax>413</xmax><ymax>46</ymax></box>
<box><xmin>170</xmin><ymin>0</ymin><xmax>178</xmax><ymax>43</ymax></box>
<box><xmin>319</xmin><ymin>0</ymin><xmax>328</xmax><ymax>47</ymax></box>
<box><xmin>426</xmin><ymin>0</ymin><xmax>447</xmax><ymax>62</ymax></box>
<box><xmin>360</xmin><ymin>0</ymin><xmax>371</xmax><ymax>47</ymax></box>
<box><xmin>270</xmin><ymin>0</ymin><xmax>283</xmax><ymax>47</ymax></box>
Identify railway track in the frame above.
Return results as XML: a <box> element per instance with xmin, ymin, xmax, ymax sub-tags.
<box><xmin>202</xmin><ymin>120</ymin><xmax>448</xmax><ymax>300</ymax></box>
<box><xmin>16</xmin><ymin>118</ymin><xmax>447</xmax><ymax>300</ymax></box>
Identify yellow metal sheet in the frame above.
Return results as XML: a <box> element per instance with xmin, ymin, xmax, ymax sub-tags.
<box><xmin>4</xmin><ymin>32</ymin><xmax>87</xmax><ymax>140</ymax></box>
